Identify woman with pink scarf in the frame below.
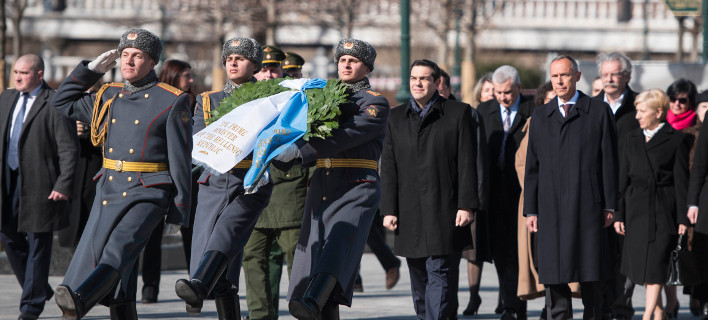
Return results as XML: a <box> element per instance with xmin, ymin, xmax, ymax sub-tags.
<box><xmin>666</xmin><ymin>79</ymin><xmax>698</xmax><ymax>131</ymax></box>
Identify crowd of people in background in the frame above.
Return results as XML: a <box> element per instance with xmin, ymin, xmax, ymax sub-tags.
<box><xmin>0</xmin><ymin>27</ymin><xmax>707</xmax><ymax>320</ymax></box>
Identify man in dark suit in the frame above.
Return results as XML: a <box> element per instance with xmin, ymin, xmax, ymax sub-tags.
<box><xmin>477</xmin><ymin>65</ymin><xmax>534</xmax><ymax>320</ymax></box>
<box><xmin>382</xmin><ymin>59</ymin><xmax>477</xmax><ymax>320</ymax></box>
<box><xmin>0</xmin><ymin>54</ymin><xmax>78</xmax><ymax>320</ymax></box>
<box><xmin>525</xmin><ymin>55</ymin><xmax>618</xmax><ymax>320</ymax></box>
<box><xmin>594</xmin><ymin>52</ymin><xmax>639</xmax><ymax>320</ymax></box>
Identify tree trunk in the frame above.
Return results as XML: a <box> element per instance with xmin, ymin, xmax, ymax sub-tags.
<box><xmin>265</xmin><ymin>0</ymin><xmax>276</xmax><ymax>45</ymax></box>
<box><xmin>211</xmin><ymin>1</ymin><xmax>225</xmax><ymax>90</ymax></box>
<box><xmin>676</xmin><ymin>16</ymin><xmax>685</xmax><ymax>62</ymax></box>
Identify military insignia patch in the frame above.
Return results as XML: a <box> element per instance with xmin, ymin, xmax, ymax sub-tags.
<box><xmin>344</xmin><ymin>42</ymin><xmax>354</xmax><ymax>49</ymax></box>
<box><xmin>366</xmin><ymin>90</ymin><xmax>381</xmax><ymax>96</ymax></box>
<box><xmin>365</xmin><ymin>105</ymin><xmax>379</xmax><ymax>118</ymax></box>
<box><xmin>264</xmin><ymin>47</ymin><xmax>273</xmax><ymax>53</ymax></box>
<box><xmin>181</xmin><ymin>110</ymin><xmax>191</xmax><ymax>124</ymax></box>
<box><xmin>127</xmin><ymin>33</ymin><xmax>138</xmax><ymax>40</ymax></box>
<box><xmin>231</xmin><ymin>40</ymin><xmax>240</xmax><ymax>47</ymax></box>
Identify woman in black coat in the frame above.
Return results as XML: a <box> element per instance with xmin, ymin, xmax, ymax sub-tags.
<box><xmin>614</xmin><ymin>89</ymin><xmax>692</xmax><ymax>320</ymax></box>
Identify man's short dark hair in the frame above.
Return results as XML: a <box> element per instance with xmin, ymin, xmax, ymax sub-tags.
<box><xmin>410</xmin><ymin>59</ymin><xmax>441</xmax><ymax>80</ymax></box>
<box><xmin>667</xmin><ymin>78</ymin><xmax>698</xmax><ymax>109</ymax></box>
<box><xmin>439</xmin><ymin>70</ymin><xmax>451</xmax><ymax>88</ymax></box>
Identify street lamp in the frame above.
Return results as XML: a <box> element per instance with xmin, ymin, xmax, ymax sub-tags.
<box><xmin>396</xmin><ymin>0</ymin><xmax>411</xmax><ymax>103</ymax></box>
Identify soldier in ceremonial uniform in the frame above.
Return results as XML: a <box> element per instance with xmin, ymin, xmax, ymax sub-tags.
<box><xmin>283</xmin><ymin>52</ymin><xmax>305</xmax><ymax>79</ymax></box>
<box><xmin>51</xmin><ymin>28</ymin><xmax>192</xmax><ymax>320</ymax></box>
<box><xmin>285</xmin><ymin>38</ymin><xmax>390</xmax><ymax>320</ymax></box>
<box><xmin>254</xmin><ymin>45</ymin><xmax>285</xmax><ymax>81</ymax></box>
<box><xmin>243</xmin><ymin>45</ymin><xmax>313</xmax><ymax>320</ymax></box>
<box><xmin>175</xmin><ymin>37</ymin><xmax>273</xmax><ymax>320</ymax></box>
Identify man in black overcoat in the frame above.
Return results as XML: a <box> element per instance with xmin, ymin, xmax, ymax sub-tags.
<box><xmin>477</xmin><ymin>65</ymin><xmax>534</xmax><ymax>320</ymax></box>
<box><xmin>594</xmin><ymin>52</ymin><xmax>639</xmax><ymax>320</ymax></box>
<box><xmin>381</xmin><ymin>59</ymin><xmax>477</xmax><ymax>320</ymax></box>
<box><xmin>524</xmin><ymin>55</ymin><xmax>619</xmax><ymax>320</ymax></box>
<box><xmin>0</xmin><ymin>54</ymin><xmax>78</xmax><ymax>320</ymax></box>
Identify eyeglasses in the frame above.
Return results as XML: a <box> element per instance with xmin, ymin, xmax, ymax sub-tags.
<box><xmin>670</xmin><ymin>97</ymin><xmax>689</xmax><ymax>104</ymax></box>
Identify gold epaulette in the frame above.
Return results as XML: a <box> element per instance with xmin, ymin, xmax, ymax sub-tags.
<box><xmin>90</xmin><ymin>83</ymin><xmax>122</xmax><ymax>147</ymax></box>
<box><xmin>157</xmin><ymin>82</ymin><xmax>184</xmax><ymax>96</ymax></box>
<box><xmin>366</xmin><ymin>90</ymin><xmax>381</xmax><ymax>96</ymax></box>
<box><xmin>200</xmin><ymin>90</ymin><xmax>222</xmax><ymax>123</ymax></box>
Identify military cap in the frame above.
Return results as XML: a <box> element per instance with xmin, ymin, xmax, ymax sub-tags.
<box><xmin>222</xmin><ymin>37</ymin><xmax>263</xmax><ymax>72</ymax></box>
<box><xmin>262</xmin><ymin>45</ymin><xmax>286</xmax><ymax>67</ymax></box>
<box><xmin>283</xmin><ymin>52</ymin><xmax>305</xmax><ymax>70</ymax></box>
<box><xmin>333</xmin><ymin>38</ymin><xmax>376</xmax><ymax>72</ymax></box>
<box><xmin>117</xmin><ymin>28</ymin><xmax>163</xmax><ymax>63</ymax></box>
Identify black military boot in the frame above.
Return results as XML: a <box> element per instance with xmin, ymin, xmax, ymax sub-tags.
<box><xmin>175</xmin><ymin>250</ymin><xmax>228</xmax><ymax>315</ymax></box>
<box><xmin>109</xmin><ymin>301</ymin><xmax>138</xmax><ymax>320</ymax></box>
<box><xmin>288</xmin><ymin>273</ymin><xmax>337</xmax><ymax>320</ymax></box>
<box><xmin>215</xmin><ymin>294</ymin><xmax>240</xmax><ymax>320</ymax></box>
<box><xmin>55</xmin><ymin>264</ymin><xmax>121</xmax><ymax>320</ymax></box>
<box><xmin>318</xmin><ymin>302</ymin><xmax>339</xmax><ymax>320</ymax></box>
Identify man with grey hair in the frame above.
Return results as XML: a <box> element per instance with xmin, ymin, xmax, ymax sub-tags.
<box><xmin>175</xmin><ymin>36</ymin><xmax>272</xmax><ymax>320</ymax></box>
<box><xmin>525</xmin><ymin>55</ymin><xmax>618</xmax><ymax>320</ymax></box>
<box><xmin>594</xmin><ymin>52</ymin><xmax>640</xmax><ymax>320</ymax></box>
<box><xmin>477</xmin><ymin>65</ymin><xmax>535</xmax><ymax>320</ymax></box>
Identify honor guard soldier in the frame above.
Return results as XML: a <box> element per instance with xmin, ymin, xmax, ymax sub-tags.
<box><xmin>283</xmin><ymin>52</ymin><xmax>305</xmax><ymax>79</ymax></box>
<box><xmin>242</xmin><ymin>44</ymin><xmax>313</xmax><ymax>320</ymax></box>
<box><xmin>282</xmin><ymin>38</ymin><xmax>390</xmax><ymax>320</ymax></box>
<box><xmin>254</xmin><ymin>45</ymin><xmax>285</xmax><ymax>81</ymax></box>
<box><xmin>51</xmin><ymin>28</ymin><xmax>193</xmax><ymax>320</ymax></box>
<box><xmin>175</xmin><ymin>37</ymin><xmax>273</xmax><ymax>320</ymax></box>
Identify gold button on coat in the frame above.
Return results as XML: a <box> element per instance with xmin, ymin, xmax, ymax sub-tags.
<box><xmin>108</xmin><ymin>148</ymin><xmax>113</xmax><ymax>153</ymax></box>
<box><xmin>102</xmin><ymin>200</ymin><xmax>107</xmax><ymax>205</ymax></box>
<box><xmin>144</xmin><ymin>94</ymin><xmax>149</xmax><ymax>99</ymax></box>
<box><xmin>111</xmin><ymin>119</ymin><xmax>116</xmax><ymax>123</ymax></box>
<box><xmin>134</xmin><ymin>120</ymin><xmax>140</xmax><ymax>125</ymax></box>
<box><xmin>129</xmin><ymin>149</ymin><xmax>134</xmax><ymax>154</ymax></box>
<box><xmin>108</xmin><ymin>176</ymin><xmax>113</xmax><ymax>181</ymax></box>
<box><xmin>119</xmin><ymin>93</ymin><xmax>124</xmax><ymax>98</ymax></box>
<box><xmin>322</xmin><ymin>196</ymin><xmax>327</xmax><ymax>201</ymax></box>
<box><xmin>127</xmin><ymin>177</ymin><xmax>133</xmax><ymax>182</ymax></box>
<box><xmin>122</xmin><ymin>192</ymin><xmax>127</xmax><ymax>197</ymax></box>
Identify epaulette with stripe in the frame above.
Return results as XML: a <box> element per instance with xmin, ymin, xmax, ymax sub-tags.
<box><xmin>102</xmin><ymin>82</ymin><xmax>124</xmax><ymax>89</ymax></box>
<box><xmin>366</xmin><ymin>90</ymin><xmax>382</xmax><ymax>96</ymax></box>
<box><xmin>157</xmin><ymin>82</ymin><xmax>184</xmax><ymax>96</ymax></box>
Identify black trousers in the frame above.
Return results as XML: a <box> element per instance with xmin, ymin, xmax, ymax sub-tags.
<box><xmin>545</xmin><ymin>282</ymin><xmax>603</xmax><ymax>320</ymax></box>
<box><xmin>141</xmin><ymin>220</ymin><xmax>164</xmax><ymax>289</ymax></box>
<box><xmin>604</xmin><ymin>230</ymin><xmax>635</xmax><ymax>318</ymax></box>
<box><xmin>0</xmin><ymin>169</ymin><xmax>54</xmax><ymax>316</ymax></box>
<box><xmin>407</xmin><ymin>253</ymin><xmax>460</xmax><ymax>320</ymax></box>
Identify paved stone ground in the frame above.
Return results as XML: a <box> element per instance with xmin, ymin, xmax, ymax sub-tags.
<box><xmin>0</xmin><ymin>253</ymin><xmax>696</xmax><ymax>319</ymax></box>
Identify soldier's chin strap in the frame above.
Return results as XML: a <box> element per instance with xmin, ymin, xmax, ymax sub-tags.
<box><xmin>91</xmin><ymin>84</ymin><xmax>117</xmax><ymax>147</ymax></box>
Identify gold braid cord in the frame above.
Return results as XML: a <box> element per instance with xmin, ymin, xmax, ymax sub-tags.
<box><xmin>90</xmin><ymin>84</ymin><xmax>119</xmax><ymax>147</ymax></box>
<box><xmin>202</xmin><ymin>92</ymin><xmax>213</xmax><ymax>124</ymax></box>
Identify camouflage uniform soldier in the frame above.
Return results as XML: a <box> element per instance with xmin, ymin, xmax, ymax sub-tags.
<box><xmin>52</xmin><ymin>28</ymin><xmax>192</xmax><ymax>320</ymax></box>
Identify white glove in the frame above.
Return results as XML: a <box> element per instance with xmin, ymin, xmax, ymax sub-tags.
<box><xmin>246</xmin><ymin>171</ymin><xmax>271</xmax><ymax>194</ymax></box>
<box><xmin>88</xmin><ymin>49</ymin><xmax>119</xmax><ymax>73</ymax></box>
<box><xmin>273</xmin><ymin>144</ymin><xmax>301</xmax><ymax>162</ymax></box>
<box><xmin>163</xmin><ymin>223</ymin><xmax>181</xmax><ymax>236</ymax></box>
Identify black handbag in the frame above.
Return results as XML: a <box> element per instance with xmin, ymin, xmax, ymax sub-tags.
<box><xmin>666</xmin><ymin>234</ymin><xmax>683</xmax><ymax>286</ymax></box>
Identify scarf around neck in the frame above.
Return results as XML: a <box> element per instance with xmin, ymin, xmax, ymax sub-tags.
<box><xmin>667</xmin><ymin>108</ymin><xmax>696</xmax><ymax>131</ymax></box>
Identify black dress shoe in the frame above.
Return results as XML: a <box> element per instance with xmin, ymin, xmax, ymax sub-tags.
<box><xmin>501</xmin><ymin>309</ymin><xmax>519</xmax><ymax>320</ymax></box>
<box><xmin>18</xmin><ymin>313</ymin><xmax>38</xmax><ymax>320</ymax></box>
<box><xmin>666</xmin><ymin>302</ymin><xmax>679</xmax><ymax>319</ymax></box>
<box><xmin>141</xmin><ymin>285</ymin><xmax>158</xmax><ymax>304</ymax></box>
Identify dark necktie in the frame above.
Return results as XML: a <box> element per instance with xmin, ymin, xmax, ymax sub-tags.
<box><xmin>8</xmin><ymin>93</ymin><xmax>29</xmax><ymax>170</ymax></box>
<box><xmin>497</xmin><ymin>107</ymin><xmax>511</xmax><ymax>169</ymax></box>
<box><xmin>561</xmin><ymin>104</ymin><xmax>571</xmax><ymax>118</ymax></box>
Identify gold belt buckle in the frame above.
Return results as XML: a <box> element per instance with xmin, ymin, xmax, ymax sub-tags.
<box><xmin>324</xmin><ymin>158</ymin><xmax>332</xmax><ymax>169</ymax></box>
<box><xmin>115</xmin><ymin>160</ymin><xmax>124</xmax><ymax>172</ymax></box>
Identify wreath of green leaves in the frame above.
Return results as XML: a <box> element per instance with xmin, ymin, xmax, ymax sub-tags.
<box><xmin>207</xmin><ymin>79</ymin><xmax>349</xmax><ymax>141</ymax></box>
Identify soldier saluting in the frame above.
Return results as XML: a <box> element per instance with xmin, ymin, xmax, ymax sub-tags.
<box><xmin>51</xmin><ymin>28</ymin><xmax>193</xmax><ymax>320</ymax></box>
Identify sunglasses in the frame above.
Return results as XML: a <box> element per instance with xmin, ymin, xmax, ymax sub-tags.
<box><xmin>670</xmin><ymin>97</ymin><xmax>689</xmax><ymax>104</ymax></box>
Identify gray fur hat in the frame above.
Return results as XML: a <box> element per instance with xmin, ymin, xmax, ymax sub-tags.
<box><xmin>222</xmin><ymin>37</ymin><xmax>263</xmax><ymax>72</ymax></box>
<box><xmin>333</xmin><ymin>38</ymin><xmax>376</xmax><ymax>72</ymax></box>
<box><xmin>117</xmin><ymin>28</ymin><xmax>163</xmax><ymax>63</ymax></box>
